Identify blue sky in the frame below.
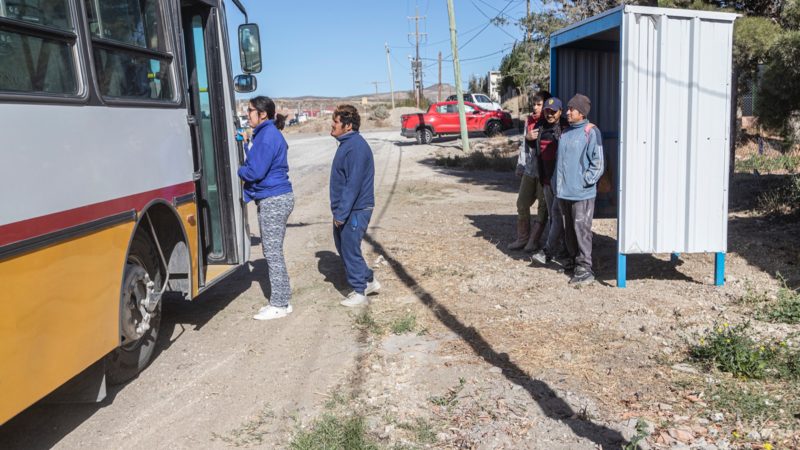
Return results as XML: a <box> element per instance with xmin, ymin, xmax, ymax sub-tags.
<box><xmin>225</xmin><ymin>0</ymin><xmax>535</xmax><ymax>98</ymax></box>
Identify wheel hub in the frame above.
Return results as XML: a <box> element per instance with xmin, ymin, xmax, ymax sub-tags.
<box><xmin>120</xmin><ymin>266</ymin><xmax>159</xmax><ymax>343</ymax></box>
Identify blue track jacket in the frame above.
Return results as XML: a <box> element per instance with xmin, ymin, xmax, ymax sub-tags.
<box><xmin>330</xmin><ymin>131</ymin><xmax>375</xmax><ymax>223</ymax></box>
<box><xmin>238</xmin><ymin>119</ymin><xmax>292</xmax><ymax>202</ymax></box>
<box><xmin>555</xmin><ymin>119</ymin><xmax>605</xmax><ymax>201</ymax></box>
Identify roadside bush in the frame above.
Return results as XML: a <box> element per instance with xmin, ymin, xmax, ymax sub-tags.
<box><xmin>690</xmin><ymin>322</ymin><xmax>799</xmax><ymax>380</ymax></box>
<box><xmin>690</xmin><ymin>323</ymin><xmax>771</xmax><ymax>379</ymax></box>
<box><xmin>757</xmin><ymin>275</ymin><xmax>800</xmax><ymax>324</ymax></box>
<box><xmin>736</xmin><ymin>153</ymin><xmax>800</xmax><ymax>174</ymax></box>
<box><xmin>757</xmin><ymin>174</ymin><xmax>800</xmax><ymax>215</ymax></box>
<box><xmin>290</xmin><ymin>414</ymin><xmax>378</xmax><ymax>450</ymax></box>
<box><xmin>371</xmin><ymin>104</ymin><xmax>390</xmax><ymax>120</ymax></box>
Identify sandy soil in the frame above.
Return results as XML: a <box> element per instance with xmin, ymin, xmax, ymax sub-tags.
<box><xmin>1</xmin><ymin>130</ymin><xmax>798</xmax><ymax>449</ymax></box>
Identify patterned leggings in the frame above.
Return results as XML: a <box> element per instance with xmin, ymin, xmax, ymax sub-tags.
<box><xmin>256</xmin><ymin>192</ymin><xmax>294</xmax><ymax>307</ymax></box>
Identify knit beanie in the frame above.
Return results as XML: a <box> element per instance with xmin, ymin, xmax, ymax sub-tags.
<box><xmin>567</xmin><ymin>94</ymin><xmax>591</xmax><ymax>117</ymax></box>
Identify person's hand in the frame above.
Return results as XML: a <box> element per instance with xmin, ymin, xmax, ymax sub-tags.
<box><xmin>333</xmin><ymin>217</ymin><xmax>344</xmax><ymax>227</ymax></box>
<box><xmin>515</xmin><ymin>166</ymin><xmax>524</xmax><ymax>177</ymax></box>
<box><xmin>526</xmin><ymin>127</ymin><xmax>540</xmax><ymax>141</ymax></box>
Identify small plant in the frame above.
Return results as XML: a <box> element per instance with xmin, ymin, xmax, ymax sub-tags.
<box><xmin>390</xmin><ymin>312</ymin><xmax>417</xmax><ymax>334</ymax></box>
<box><xmin>623</xmin><ymin>419</ymin><xmax>651</xmax><ymax>450</ymax></box>
<box><xmin>758</xmin><ymin>275</ymin><xmax>800</xmax><ymax>324</ymax></box>
<box><xmin>736</xmin><ymin>153</ymin><xmax>800</xmax><ymax>174</ymax></box>
<box><xmin>290</xmin><ymin>414</ymin><xmax>379</xmax><ymax>450</ymax></box>
<box><xmin>708</xmin><ymin>382</ymin><xmax>785</xmax><ymax>423</ymax></box>
<box><xmin>690</xmin><ymin>322</ymin><xmax>772</xmax><ymax>379</ymax></box>
<box><xmin>428</xmin><ymin>377</ymin><xmax>466</xmax><ymax>409</ymax></box>
<box><xmin>757</xmin><ymin>173</ymin><xmax>800</xmax><ymax>215</ymax></box>
<box><xmin>354</xmin><ymin>310</ymin><xmax>383</xmax><ymax>335</ymax></box>
<box><xmin>397</xmin><ymin>417</ymin><xmax>437</xmax><ymax>444</ymax></box>
<box><xmin>737</xmin><ymin>281</ymin><xmax>771</xmax><ymax>305</ymax></box>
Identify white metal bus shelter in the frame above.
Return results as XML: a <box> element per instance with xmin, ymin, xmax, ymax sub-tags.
<box><xmin>549</xmin><ymin>5</ymin><xmax>738</xmax><ymax>287</ymax></box>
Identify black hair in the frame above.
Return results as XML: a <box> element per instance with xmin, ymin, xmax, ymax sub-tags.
<box><xmin>249</xmin><ymin>95</ymin><xmax>276</xmax><ymax>122</ymax></box>
<box><xmin>275</xmin><ymin>113</ymin><xmax>286</xmax><ymax>130</ymax></box>
<box><xmin>531</xmin><ymin>90</ymin><xmax>552</xmax><ymax>104</ymax></box>
<box><xmin>333</xmin><ymin>104</ymin><xmax>360</xmax><ymax>132</ymax></box>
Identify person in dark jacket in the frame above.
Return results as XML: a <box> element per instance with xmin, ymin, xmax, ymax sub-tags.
<box><xmin>555</xmin><ymin>94</ymin><xmax>604</xmax><ymax>285</ymax></box>
<box><xmin>329</xmin><ymin>105</ymin><xmax>380</xmax><ymax>307</ymax></box>
<box><xmin>531</xmin><ymin>97</ymin><xmax>568</xmax><ymax>265</ymax></box>
<box><xmin>238</xmin><ymin>96</ymin><xmax>295</xmax><ymax>320</ymax></box>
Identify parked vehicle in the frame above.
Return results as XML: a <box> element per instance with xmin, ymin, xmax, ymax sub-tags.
<box><xmin>400</xmin><ymin>101</ymin><xmax>513</xmax><ymax>145</ymax></box>
<box><xmin>445</xmin><ymin>93</ymin><xmax>502</xmax><ymax>111</ymax></box>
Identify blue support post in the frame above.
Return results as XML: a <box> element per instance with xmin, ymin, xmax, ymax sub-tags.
<box><xmin>671</xmin><ymin>252</ymin><xmax>680</xmax><ymax>264</ymax></box>
<box><xmin>617</xmin><ymin>253</ymin><xmax>627</xmax><ymax>288</ymax></box>
<box><xmin>714</xmin><ymin>252</ymin><xmax>725</xmax><ymax>286</ymax></box>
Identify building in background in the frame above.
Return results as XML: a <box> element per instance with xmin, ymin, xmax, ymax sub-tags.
<box><xmin>487</xmin><ymin>71</ymin><xmax>503</xmax><ymax>102</ymax></box>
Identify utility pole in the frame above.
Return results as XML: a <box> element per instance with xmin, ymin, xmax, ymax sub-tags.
<box><xmin>368</xmin><ymin>81</ymin><xmax>383</xmax><ymax>95</ymax></box>
<box><xmin>446</xmin><ymin>0</ymin><xmax>469</xmax><ymax>152</ymax></box>
<box><xmin>526</xmin><ymin>0</ymin><xmax>531</xmax><ymax>41</ymax></box>
<box><xmin>438</xmin><ymin>51</ymin><xmax>442</xmax><ymax>102</ymax></box>
<box><xmin>408</xmin><ymin>7</ymin><xmax>426</xmax><ymax>109</ymax></box>
<box><xmin>385</xmin><ymin>42</ymin><xmax>395</xmax><ymax>109</ymax></box>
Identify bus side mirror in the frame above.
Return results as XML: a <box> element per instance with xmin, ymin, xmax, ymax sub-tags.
<box><xmin>233</xmin><ymin>74</ymin><xmax>257</xmax><ymax>93</ymax></box>
<box><xmin>238</xmin><ymin>24</ymin><xmax>262</xmax><ymax>74</ymax></box>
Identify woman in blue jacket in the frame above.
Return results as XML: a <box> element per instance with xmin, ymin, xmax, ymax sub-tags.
<box><xmin>238</xmin><ymin>96</ymin><xmax>294</xmax><ymax>320</ymax></box>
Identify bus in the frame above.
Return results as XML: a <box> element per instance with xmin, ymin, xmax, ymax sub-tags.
<box><xmin>0</xmin><ymin>0</ymin><xmax>261</xmax><ymax>424</ymax></box>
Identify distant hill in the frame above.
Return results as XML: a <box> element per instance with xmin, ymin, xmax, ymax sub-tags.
<box><xmin>274</xmin><ymin>83</ymin><xmax>458</xmax><ymax>106</ymax></box>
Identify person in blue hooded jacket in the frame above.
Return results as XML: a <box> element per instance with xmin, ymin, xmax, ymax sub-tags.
<box><xmin>238</xmin><ymin>96</ymin><xmax>294</xmax><ymax>320</ymax></box>
<box><xmin>329</xmin><ymin>104</ymin><xmax>380</xmax><ymax>307</ymax></box>
<box><xmin>555</xmin><ymin>94</ymin><xmax>604</xmax><ymax>286</ymax></box>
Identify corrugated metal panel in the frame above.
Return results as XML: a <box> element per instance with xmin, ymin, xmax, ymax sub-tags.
<box><xmin>618</xmin><ymin>9</ymin><xmax>734</xmax><ymax>254</ymax></box>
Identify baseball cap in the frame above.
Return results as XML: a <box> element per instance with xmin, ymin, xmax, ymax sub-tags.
<box><xmin>543</xmin><ymin>97</ymin><xmax>562</xmax><ymax>111</ymax></box>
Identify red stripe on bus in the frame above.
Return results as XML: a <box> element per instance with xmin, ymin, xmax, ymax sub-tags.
<box><xmin>0</xmin><ymin>182</ymin><xmax>195</xmax><ymax>247</ymax></box>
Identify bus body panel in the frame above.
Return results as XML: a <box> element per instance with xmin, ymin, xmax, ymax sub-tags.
<box><xmin>0</xmin><ymin>222</ymin><xmax>133</xmax><ymax>424</ymax></box>
<box><xmin>0</xmin><ymin>106</ymin><xmax>194</xmax><ymax>230</ymax></box>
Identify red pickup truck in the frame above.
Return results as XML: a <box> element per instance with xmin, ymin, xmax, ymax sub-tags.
<box><xmin>401</xmin><ymin>101</ymin><xmax>513</xmax><ymax>144</ymax></box>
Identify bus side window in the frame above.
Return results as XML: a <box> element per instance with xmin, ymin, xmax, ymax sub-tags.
<box><xmin>83</xmin><ymin>0</ymin><xmax>173</xmax><ymax>101</ymax></box>
<box><xmin>0</xmin><ymin>0</ymin><xmax>78</xmax><ymax>95</ymax></box>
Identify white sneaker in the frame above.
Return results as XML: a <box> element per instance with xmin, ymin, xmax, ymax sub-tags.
<box><xmin>253</xmin><ymin>305</ymin><xmax>292</xmax><ymax>320</ymax></box>
<box><xmin>340</xmin><ymin>292</ymin><xmax>368</xmax><ymax>307</ymax></box>
<box><xmin>365</xmin><ymin>277</ymin><xmax>381</xmax><ymax>295</ymax></box>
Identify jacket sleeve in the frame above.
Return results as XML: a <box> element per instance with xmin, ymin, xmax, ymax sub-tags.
<box><xmin>332</xmin><ymin>148</ymin><xmax>369</xmax><ymax>222</ymax></box>
<box><xmin>237</xmin><ymin>137</ymin><xmax>274</xmax><ymax>182</ymax></box>
<box><xmin>583</xmin><ymin>127</ymin><xmax>605</xmax><ymax>186</ymax></box>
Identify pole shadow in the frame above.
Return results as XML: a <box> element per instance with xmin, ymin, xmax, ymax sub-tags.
<box><xmin>363</xmin><ymin>233</ymin><xmax>628</xmax><ymax>448</ymax></box>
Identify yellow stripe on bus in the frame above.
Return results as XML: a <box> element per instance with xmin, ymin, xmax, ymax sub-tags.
<box><xmin>0</xmin><ymin>223</ymin><xmax>134</xmax><ymax>425</ymax></box>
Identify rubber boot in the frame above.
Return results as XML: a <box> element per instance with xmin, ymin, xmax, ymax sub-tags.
<box><xmin>507</xmin><ymin>218</ymin><xmax>530</xmax><ymax>250</ymax></box>
<box><xmin>524</xmin><ymin>220</ymin><xmax>545</xmax><ymax>252</ymax></box>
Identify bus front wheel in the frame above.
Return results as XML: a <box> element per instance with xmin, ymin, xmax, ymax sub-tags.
<box><xmin>106</xmin><ymin>233</ymin><xmax>162</xmax><ymax>385</ymax></box>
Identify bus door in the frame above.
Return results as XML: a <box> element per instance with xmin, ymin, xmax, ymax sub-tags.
<box><xmin>180</xmin><ymin>1</ymin><xmax>239</xmax><ymax>286</ymax></box>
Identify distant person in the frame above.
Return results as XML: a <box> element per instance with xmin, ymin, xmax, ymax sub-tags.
<box><xmin>555</xmin><ymin>94</ymin><xmax>604</xmax><ymax>285</ymax></box>
<box><xmin>531</xmin><ymin>97</ymin><xmax>568</xmax><ymax>265</ymax></box>
<box><xmin>329</xmin><ymin>104</ymin><xmax>380</xmax><ymax>307</ymax></box>
<box><xmin>238</xmin><ymin>96</ymin><xmax>294</xmax><ymax>320</ymax></box>
<box><xmin>508</xmin><ymin>90</ymin><xmax>550</xmax><ymax>252</ymax></box>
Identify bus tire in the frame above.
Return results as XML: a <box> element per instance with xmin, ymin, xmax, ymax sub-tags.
<box><xmin>106</xmin><ymin>232</ymin><xmax>162</xmax><ymax>385</ymax></box>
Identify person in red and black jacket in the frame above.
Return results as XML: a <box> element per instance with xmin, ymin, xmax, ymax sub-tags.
<box><xmin>508</xmin><ymin>91</ymin><xmax>551</xmax><ymax>252</ymax></box>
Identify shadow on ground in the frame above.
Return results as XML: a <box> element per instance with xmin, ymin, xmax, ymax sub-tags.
<box><xmin>363</xmin><ymin>232</ymin><xmax>629</xmax><ymax>449</ymax></box>
<box><xmin>466</xmin><ymin>214</ymin><xmax>698</xmax><ymax>285</ymax></box>
<box><xmin>315</xmin><ymin>250</ymin><xmax>350</xmax><ymax>294</ymax></box>
<box><xmin>727</xmin><ymin>172</ymin><xmax>800</xmax><ymax>288</ymax></box>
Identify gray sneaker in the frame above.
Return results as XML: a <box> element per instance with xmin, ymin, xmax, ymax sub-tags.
<box><xmin>531</xmin><ymin>250</ymin><xmax>549</xmax><ymax>265</ymax></box>
<box><xmin>569</xmin><ymin>267</ymin><xmax>595</xmax><ymax>286</ymax></box>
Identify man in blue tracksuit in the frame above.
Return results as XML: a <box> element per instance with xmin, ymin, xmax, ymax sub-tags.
<box><xmin>555</xmin><ymin>94</ymin><xmax>604</xmax><ymax>285</ymax></box>
<box><xmin>329</xmin><ymin>105</ymin><xmax>381</xmax><ymax>307</ymax></box>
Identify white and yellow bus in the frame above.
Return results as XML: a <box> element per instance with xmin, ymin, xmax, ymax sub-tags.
<box><xmin>0</xmin><ymin>0</ymin><xmax>262</xmax><ymax>424</ymax></box>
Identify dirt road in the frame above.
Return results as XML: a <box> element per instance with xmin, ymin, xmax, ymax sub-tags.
<box><xmin>2</xmin><ymin>129</ymin><xmax>798</xmax><ymax>449</ymax></box>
